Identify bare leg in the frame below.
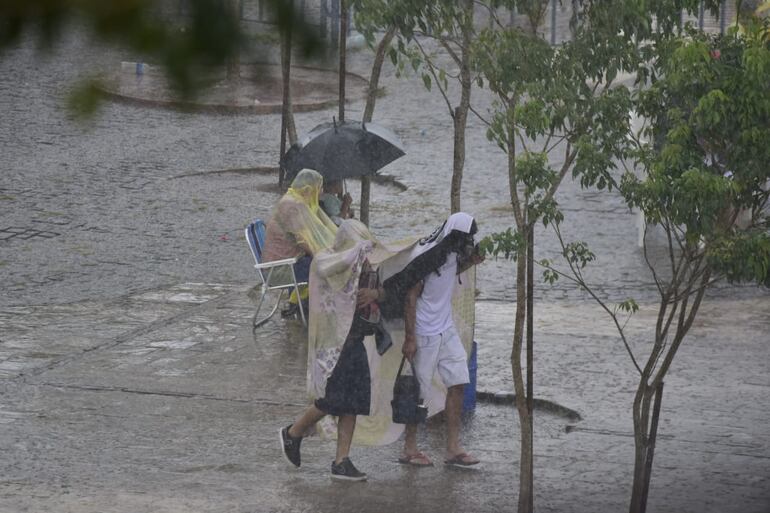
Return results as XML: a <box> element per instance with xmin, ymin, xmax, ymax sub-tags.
<box><xmin>399</xmin><ymin>422</ymin><xmax>433</xmax><ymax>465</ymax></box>
<box><xmin>287</xmin><ymin>405</ymin><xmax>325</xmax><ymax>438</ymax></box>
<box><xmin>445</xmin><ymin>384</ymin><xmax>477</xmax><ymax>463</ymax></box>
<box><xmin>335</xmin><ymin>414</ymin><xmax>356</xmax><ymax>463</ymax></box>
<box><xmin>402</xmin><ymin>423</ymin><xmax>419</xmax><ymax>456</ymax></box>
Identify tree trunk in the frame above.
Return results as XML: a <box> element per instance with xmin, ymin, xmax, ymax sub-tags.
<box><xmin>629</xmin><ymin>380</ymin><xmax>650</xmax><ymax>513</ymax></box>
<box><xmin>338</xmin><ymin>0</ymin><xmax>347</xmax><ymax>122</ymax></box>
<box><xmin>279</xmin><ymin>26</ymin><xmax>296</xmax><ymax>189</ymax></box>
<box><xmin>630</xmin><ymin>381</ymin><xmax>664</xmax><ymax>513</ymax></box>
<box><xmin>226</xmin><ymin>0</ymin><xmax>242</xmax><ymax>83</ymax></box>
<box><xmin>640</xmin><ymin>382</ymin><xmax>664</xmax><ymax>513</ymax></box>
<box><xmin>629</xmin><ymin>262</ymin><xmax>710</xmax><ymax>513</ymax></box>
<box><xmin>513</xmin><ymin>246</ymin><xmax>533</xmax><ymax>513</ymax></box>
<box><xmin>359</xmin><ymin>26</ymin><xmax>396</xmax><ymax>226</ymax></box>
<box><xmin>525</xmin><ymin>224</ymin><xmax>535</xmax><ymax>513</ymax></box>
<box><xmin>363</xmin><ymin>26</ymin><xmax>395</xmax><ymax>122</ymax></box>
<box><xmin>502</xmin><ymin>84</ymin><xmax>532</xmax><ymax>512</ymax></box>
<box><xmin>450</xmin><ymin>0</ymin><xmax>473</xmax><ymax>214</ymax></box>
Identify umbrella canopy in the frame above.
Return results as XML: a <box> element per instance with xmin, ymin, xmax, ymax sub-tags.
<box><xmin>281</xmin><ymin>120</ymin><xmax>406</xmax><ymax>183</ymax></box>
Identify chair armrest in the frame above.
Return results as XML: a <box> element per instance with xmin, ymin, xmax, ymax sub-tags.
<box><xmin>255</xmin><ymin>257</ymin><xmax>299</xmax><ymax>269</ymax></box>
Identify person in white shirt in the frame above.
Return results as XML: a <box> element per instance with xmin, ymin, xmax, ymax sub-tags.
<box><xmin>397</xmin><ymin>212</ymin><xmax>484</xmax><ymax>468</ymax></box>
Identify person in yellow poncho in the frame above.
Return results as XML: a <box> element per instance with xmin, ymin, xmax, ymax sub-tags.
<box><xmin>261</xmin><ymin>169</ymin><xmax>338</xmax><ymax>313</ymax></box>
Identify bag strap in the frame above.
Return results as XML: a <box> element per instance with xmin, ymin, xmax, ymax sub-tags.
<box><xmin>396</xmin><ymin>355</ymin><xmax>406</xmax><ymax>377</ymax></box>
<box><xmin>396</xmin><ymin>355</ymin><xmax>418</xmax><ymax>378</ymax></box>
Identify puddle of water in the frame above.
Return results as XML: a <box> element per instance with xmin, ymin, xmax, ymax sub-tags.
<box><xmin>148</xmin><ymin>340</ymin><xmax>199</xmax><ymax>350</ymax></box>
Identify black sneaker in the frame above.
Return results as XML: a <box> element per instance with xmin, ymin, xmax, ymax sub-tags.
<box><xmin>330</xmin><ymin>457</ymin><xmax>367</xmax><ymax>482</ymax></box>
<box><xmin>280</xmin><ymin>425</ymin><xmax>302</xmax><ymax>468</ymax></box>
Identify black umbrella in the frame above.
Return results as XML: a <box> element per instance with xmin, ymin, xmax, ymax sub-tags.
<box><xmin>281</xmin><ymin>119</ymin><xmax>406</xmax><ymax>182</ymax></box>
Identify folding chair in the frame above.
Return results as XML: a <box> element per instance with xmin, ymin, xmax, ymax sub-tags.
<box><xmin>245</xmin><ymin>219</ymin><xmax>307</xmax><ymax>328</ymax></box>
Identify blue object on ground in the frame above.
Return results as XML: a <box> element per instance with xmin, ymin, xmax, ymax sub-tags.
<box><xmin>293</xmin><ymin>255</ymin><xmax>312</xmax><ymax>283</ymax></box>
<box><xmin>463</xmin><ymin>341</ymin><xmax>478</xmax><ymax>412</ymax></box>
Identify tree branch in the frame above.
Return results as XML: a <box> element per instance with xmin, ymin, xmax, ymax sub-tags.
<box><xmin>553</xmin><ymin>225</ymin><xmax>643</xmax><ymax>375</ymax></box>
<box><xmin>642</xmin><ymin>223</ymin><xmax>666</xmax><ymax>295</ymax></box>
<box><xmin>507</xmin><ymin>95</ymin><xmax>525</xmax><ymax>228</ymax></box>
<box><xmin>469</xmin><ymin>103</ymin><xmax>492</xmax><ymax>127</ymax></box>
<box><xmin>438</xmin><ymin>37</ymin><xmax>464</xmax><ymax>67</ymax></box>
<box><xmin>412</xmin><ymin>37</ymin><xmax>455</xmax><ymax>120</ymax></box>
<box><xmin>542</xmin><ymin>144</ymin><xmax>577</xmax><ymax>208</ymax></box>
<box><xmin>652</xmin><ymin>268</ymin><xmax>711</xmax><ymax>388</ymax></box>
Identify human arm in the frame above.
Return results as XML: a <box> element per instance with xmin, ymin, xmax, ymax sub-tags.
<box><xmin>296</xmin><ymin>240</ymin><xmax>314</xmax><ymax>256</ymax></box>
<box><xmin>402</xmin><ymin>280</ymin><xmax>423</xmax><ymax>362</ymax></box>
<box><xmin>340</xmin><ymin>192</ymin><xmax>353</xmax><ymax>219</ymax></box>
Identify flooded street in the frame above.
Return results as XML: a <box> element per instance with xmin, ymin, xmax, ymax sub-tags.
<box><xmin>4</xmin><ymin>25</ymin><xmax>767</xmax><ymax>308</ymax></box>
<box><xmin>1</xmin><ymin>20</ymin><xmax>769</xmax><ymax>513</ymax></box>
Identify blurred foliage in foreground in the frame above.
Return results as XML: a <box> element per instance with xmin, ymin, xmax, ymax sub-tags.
<box><xmin>0</xmin><ymin>0</ymin><xmax>322</xmax><ymax>114</ymax></box>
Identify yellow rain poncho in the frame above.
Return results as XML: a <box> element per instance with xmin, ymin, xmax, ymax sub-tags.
<box><xmin>262</xmin><ymin>170</ymin><xmax>338</xmax><ymax>291</ymax></box>
<box><xmin>271</xmin><ymin>169</ymin><xmax>337</xmax><ymax>257</ymax></box>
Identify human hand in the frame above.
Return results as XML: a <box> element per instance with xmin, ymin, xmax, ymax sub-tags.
<box><xmin>402</xmin><ymin>335</ymin><xmax>417</xmax><ymax>362</ymax></box>
<box><xmin>470</xmin><ymin>244</ymin><xmax>485</xmax><ymax>265</ymax></box>
<box><xmin>342</xmin><ymin>193</ymin><xmax>353</xmax><ymax>207</ymax></box>
<box><xmin>356</xmin><ymin>287</ymin><xmax>379</xmax><ymax>308</ymax></box>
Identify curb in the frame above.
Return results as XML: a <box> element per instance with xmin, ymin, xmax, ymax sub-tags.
<box><xmin>476</xmin><ymin>390</ymin><xmax>582</xmax><ymax>421</ymax></box>
<box><xmin>99</xmin><ymin>64</ymin><xmax>371</xmax><ymax>115</ymax></box>
<box><xmin>168</xmin><ymin>166</ymin><xmax>409</xmax><ymax>191</ymax></box>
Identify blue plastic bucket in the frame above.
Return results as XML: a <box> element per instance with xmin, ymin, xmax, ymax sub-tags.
<box><xmin>463</xmin><ymin>341</ymin><xmax>478</xmax><ymax>412</ymax></box>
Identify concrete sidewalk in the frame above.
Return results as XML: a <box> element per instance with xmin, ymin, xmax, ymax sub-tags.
<box><xmin>1</xmin><ymin>282</ymin><xmax>768</xmax><ymax>513</ymax></box>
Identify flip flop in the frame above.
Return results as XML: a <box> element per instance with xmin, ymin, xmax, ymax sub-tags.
<box><xmin>397</xmin><ymin>451</ymin><xmax>433</xmax><ymax>467</ymax></box>
<box><xmin>444</xmin><ymin>452</ymin><xmax>480</xmax><ymax>468</ymax></box>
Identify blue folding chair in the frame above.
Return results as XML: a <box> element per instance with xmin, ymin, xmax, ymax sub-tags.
<box><xmin>245</xmin><ymin>219</ymin><xmax>307</xmax><ymax>327</ymax></box>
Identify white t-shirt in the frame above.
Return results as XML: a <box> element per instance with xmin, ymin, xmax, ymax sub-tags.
<box><xmin>415</xmin><ymin>255</ymin><xmax>458</xmax><ymax>336</ymax></box>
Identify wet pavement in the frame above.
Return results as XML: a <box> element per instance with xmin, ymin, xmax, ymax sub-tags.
<box><xmin>0</xmin><ymin>283</ymin><xmax>768</xmax><ymax>513</ymax></box>
<box><xmin>1</xmin><ymin>21</ymin><xmax>769</xmax><ymax>513</ymax></box>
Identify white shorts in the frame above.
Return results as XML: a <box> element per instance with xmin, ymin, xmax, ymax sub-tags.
<box><xmin>413</xmin><ymin>326</ymin><xmax>469</xmax><ymax>395</ymax></box>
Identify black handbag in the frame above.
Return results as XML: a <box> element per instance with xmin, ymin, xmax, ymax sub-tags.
<box><xmin>391</xmin><ymin>356</ymin><xmax>428</xmax><ymax>424</ymax></box>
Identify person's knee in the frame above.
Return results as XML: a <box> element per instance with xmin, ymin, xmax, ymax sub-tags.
<box><xmin>448</xmin><ymin>384</ymin><xmax>465</xmax><ymax>396</ymax></box>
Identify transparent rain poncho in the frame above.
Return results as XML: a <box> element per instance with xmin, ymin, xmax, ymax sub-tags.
<box><xmin>306</xmin><ymin>216</ymin><xmax>477</xmax><ymax>446</ymax></box>
<box><xmin>273</xmin><ymin>169</ymin><xmax>338</xmax><ymax>256</ymax></box>
<box><xmin>313</xmin><ymin>218</ymin><xmax>390</xmax><ymax>291</ymax></box>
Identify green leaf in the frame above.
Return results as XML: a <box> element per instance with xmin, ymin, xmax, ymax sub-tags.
<box><xmin>422</xmin><ymin>73</ymin><xmax>432</xmax><ymax>91</ymax></box>
<box><xmin>618</xmin><ymin>299</ymin><xmax>639</xmax><ymax>314</ymax></box>
<box><xmin>67</xmin><ymin>79</ymin><xmax>104</xmax><ymax>119</ymax></box>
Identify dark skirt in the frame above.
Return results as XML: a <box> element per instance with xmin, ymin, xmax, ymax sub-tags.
<box><xmin>314</xmin><ymin>317</ymin><xmax>371</xmax><ymax>416</ymax></box>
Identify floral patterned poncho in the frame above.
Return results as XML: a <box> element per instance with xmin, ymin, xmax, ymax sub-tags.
<box><xmin>307</xmin><ymin>217</ymin><xmax>476</xmax><ymax>446</ymax></box>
